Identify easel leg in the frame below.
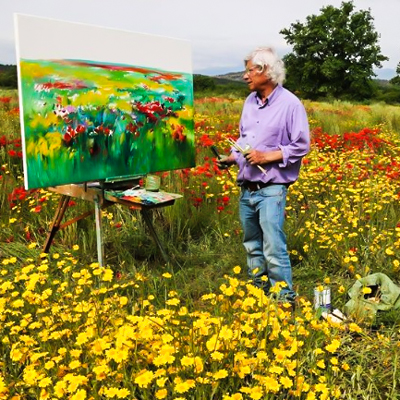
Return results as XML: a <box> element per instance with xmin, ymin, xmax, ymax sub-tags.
<box><xmin>140</xmin><ymin>209</ymin><xmax>170</xmax><ymax>264</ymax></box>
<box><xmin>94</xmin><ymin>196</ymin><xmax>105</xmax><ymax>267</ymax></box>
<box><xmin>43</xmin><ymin>195</ymin><xmax>70</xmax><ymax>253</ymax></box>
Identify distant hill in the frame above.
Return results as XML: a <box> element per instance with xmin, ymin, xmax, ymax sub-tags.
<box><xmin>213</xmin><ymin>72</ymin><xmax>244</xmax><ymax>82</ymax></box>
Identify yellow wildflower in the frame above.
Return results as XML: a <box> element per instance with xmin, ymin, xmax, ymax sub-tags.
<box><xmin>155</xmin><ymin>389</ymin><xmax>168</xmax><ymax>399</ymax></box>
<box><xmin>70</xmin><ymin>389</ymin><xmax>86</xmax><ymax>400</ymax></box>
<box><xmin>325</xmin><ymin>339</ymin><xmax>341</xmax><ymax>353</ymax></box>
<box><xmin>134</xmin><ymin>370</ymin><xmax>154</xmax><ymax>388</ymax></box>
<box><xmin>233</xmin><ymin>266</ymin><xmax>241</xmax><ymax>274</ymax></box>
<box><xmin>213</xmin><ymin>369</ymin><xmax>228</xmax><ymax>380</ymax></box>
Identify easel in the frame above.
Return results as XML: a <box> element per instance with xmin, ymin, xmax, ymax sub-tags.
<box><xmin>43</xmin><ymin>183</ymin><xmax>177</xmax><ymax>265</ymax></box>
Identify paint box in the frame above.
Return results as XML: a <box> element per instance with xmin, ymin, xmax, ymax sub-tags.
<box><xmin>314</xmin><ymin>286</ymin><xmax>331</xmax><ymax>311</ymax></box>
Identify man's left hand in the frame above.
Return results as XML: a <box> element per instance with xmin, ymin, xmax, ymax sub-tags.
<box><xmin>244</xmin><ymin>150</ymin><xmax>266</xmax><ymax>165</ymax></box>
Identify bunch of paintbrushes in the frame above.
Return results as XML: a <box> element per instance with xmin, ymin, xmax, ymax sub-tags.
<box><xmin>226</xmin><ymin>138</ymin><xmax>267</xmax><ymax>175</ymax></box>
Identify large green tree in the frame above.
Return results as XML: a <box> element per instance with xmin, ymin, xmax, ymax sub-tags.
<box><xmin>280</xmin><ymin>1</ymin><xmax>388</xmax><ymax>100</ymax></box>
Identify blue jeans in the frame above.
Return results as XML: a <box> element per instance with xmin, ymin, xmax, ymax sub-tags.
<box><xmin>239</xmin><ymin>184</ymin><xmax>295</xmax><ymax>302</ymax></box>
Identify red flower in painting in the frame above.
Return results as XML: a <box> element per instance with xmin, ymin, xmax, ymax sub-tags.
<box><xmin>172</xmin><ymin>124</ymin><xmax>186</xmax><ymax>142</ymax></box>
<box><xmin>136</xmin><ymin>100</ymin><xmax>166</xmax><ymax>122</ymax></box>
<box><xmin>63</xmin><ymin>126</ymin><xmax>77</xmax><ymax>145</ymax></box>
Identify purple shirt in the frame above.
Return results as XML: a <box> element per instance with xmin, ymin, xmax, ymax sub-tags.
<box><xmin>233</xmin><ymin>84</ymin><xmax>310</xmax><ymax>185</ymax></box>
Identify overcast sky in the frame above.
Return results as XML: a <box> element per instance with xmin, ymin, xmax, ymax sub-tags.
<box><xmin>1</xmin><ymin>0</ymin><xmax>399</xmax><ymax>79</ymax></box>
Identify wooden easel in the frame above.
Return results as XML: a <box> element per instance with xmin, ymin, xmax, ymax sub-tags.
<box><xmin>43</xmin><ymin>184</ymin><xmax>178</xmax><ymax>265</ymax></box>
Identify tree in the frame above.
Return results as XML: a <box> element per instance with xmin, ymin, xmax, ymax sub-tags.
<box><xmin>390</xmin><ymin>62</ymin><xmax>400</xmax><ymax>86</ymax></box>
<box><xmin>280</xmin><ymin>1</ymin><xmax>388</xmax><ymax>100</ymax></box>
<box><xmin>193</xmin><ymin>75</ymin><xmax>216</xmax><ymax>92</ymax></box>
<box><xmin>0</xmin><ymin>65</ymin><xmax>18</xmax><ymax>88</ymax></box>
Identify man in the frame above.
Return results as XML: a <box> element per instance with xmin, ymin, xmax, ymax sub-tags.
<box><xmin>218</xmin><ymin>47</ymin><xmax>310</xmax><ymax>307</ymax></box>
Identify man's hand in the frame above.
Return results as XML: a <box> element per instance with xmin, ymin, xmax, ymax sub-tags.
<box><xmin>244</xmin><ymin>149</ymin><xmax>283</xmax><ymax>165</ymax></box>
<box><xmin>216</xmin><ymin>155</ymin><xmax>231</xmax><ymax>170</ymax></box>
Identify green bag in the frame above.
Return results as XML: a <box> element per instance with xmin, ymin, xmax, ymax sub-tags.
<box><xmin>344</xmin><ymin>273</ymin><xmax>400</xmax><ymax>322</ymax></box>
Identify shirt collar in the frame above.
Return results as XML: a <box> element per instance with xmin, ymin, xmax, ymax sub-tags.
<box><xmin>254</xmin><ymin>84</ymin><xmax>282</xmax><ymax>108</ymax></box>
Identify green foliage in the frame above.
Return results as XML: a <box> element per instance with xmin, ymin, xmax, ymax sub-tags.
<box><xmin>0</xmin><ymin>65</ymin><xmax>17</xmax><ymax>88</ymax></box>
<box><xmin>389</xmin><ymin>61</ymin><xmax>400</xmax><ymax>86</ymax></box>
<box><xmin>193</xmin><ymin>74</ymin><xmax>216</xmax><ymax>92</ymax></box>
<box><xmin>280</xmin><ymin>1</ymin><xmax>388</xmax><ymax>101</ymax></box>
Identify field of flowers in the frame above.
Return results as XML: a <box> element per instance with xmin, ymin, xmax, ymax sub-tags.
<box><xmin>1</xmin><ymin>90</ymin><xmax>400</xmax><ymax>399</ymax></box>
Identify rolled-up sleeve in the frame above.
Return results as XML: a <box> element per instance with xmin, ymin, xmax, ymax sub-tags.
<box><xmin>278</xmin><ymin>103</ymin><xmax>310</xmax><ymax>168</ymax></box>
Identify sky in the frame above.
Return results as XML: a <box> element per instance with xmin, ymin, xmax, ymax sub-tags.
<box><xmin>1</xmin><ymin>0</ymin><xmax>399</xmax><ymax>79</ymax></box>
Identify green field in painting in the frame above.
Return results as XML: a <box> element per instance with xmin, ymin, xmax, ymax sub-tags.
<box><xmin>19</xmin><ymin>59</ymin><xmax>195</xmax><ymax>189</ymax></box>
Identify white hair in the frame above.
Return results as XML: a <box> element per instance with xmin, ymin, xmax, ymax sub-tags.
<box><xmin>244</xmin><ymin>47</ymin><xmax>286</xmax><ymax>85</ymax></box>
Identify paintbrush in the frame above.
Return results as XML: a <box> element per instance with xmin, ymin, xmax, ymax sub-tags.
<box><xmin>226</xmin><ymin>138</ymin><xmax>268</xmax><ymax>175</ymax></box>
<box><xmin>210</xmin><ymin>145</ymin><xmax>233</xmax><ymax>178</ymax></box>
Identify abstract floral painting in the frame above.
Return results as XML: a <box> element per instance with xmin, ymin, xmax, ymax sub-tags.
<box><xmin>15</xmin><ymin>14</ymin><xmax>194</xmax><ymax>189</ymax></box>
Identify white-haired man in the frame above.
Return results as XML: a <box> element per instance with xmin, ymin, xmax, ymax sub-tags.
<box><xmin>218</xmin><ymin>47</ymin><xmax>310</xmax><ymax>309</ymax></box>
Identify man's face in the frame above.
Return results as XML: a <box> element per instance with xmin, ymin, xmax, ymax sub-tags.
<box><xmin>243</xmin><ymin>61</ymin><xmax>269</xmax><ymax>92</ymax></box>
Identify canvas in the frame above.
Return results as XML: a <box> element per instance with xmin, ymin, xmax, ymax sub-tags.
<box><xmin>14</xmin><ymin>14</ymin><xmax>195</xmax><ymax>189</ymax></box>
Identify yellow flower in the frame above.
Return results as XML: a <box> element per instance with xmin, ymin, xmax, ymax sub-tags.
<box><xmin>38</xmin><ymin>377</ymin><xmax>52</xmax><ymax>388</ymax></box>
<box><xmin>349</xmin><ymin>323</ymin><xmax>362</xmax><ymax>333</ymax></box>
<box><xmin>44</xmin><ymin>361</ymin><xmax>55</xmax><ymax>370</ymax></box>
<box><xmin>279</xmin><ymin>376</ymin><xmax>293</xmax><ymax>389</ymax></box>
<box><xmin>338</xmin><ymin>285</ymin><xmax>345</xmax><ymax>294</ymax></box>
<box><xmin>69</xmin><ymin>360</ymin><xmax>81</xmax><ymax>370</ymax></box>
<box><xmin>134</xmin><ymin>370</ymin><xmax>154</xmax><ymax>388</ymax></box>
<box><xmin>233</xmin><ymin>266</ymin><xmax>241</xmax><ymax>274</ymax></box>
<box><xmin>181</xmin><ymin>356</ymin><xmax>194</xmax><ymax>367</ymax></box>
<box><xmin>325</xmin><ymin>339</ymin><xmax>341</xmax><ymax>353</ymax></box>
<box><xmin>102</xmin><ymin>269</ymin><xmax>114</xmax><ymax>282</ymax></box>
<box><xmin>213</xmin><ymin>369</ymin><xmax>228</xmax><ymax>380</ymax></box>
<box><xmin>119</xmin><ymin>296</ymin><xmax>128</xmax><ymax>306</ymax></box>
<box><xmin>70</xmin><ymin>389</ymin><xmax>86</xmax><ymax>400</ymax></box>
<box><xmin>317</xmin><ymin>360</ymin><xmax>326</xmax><ymax>369</ymax></box>
<box><xmin>330</xmin><ymin>357</ymin><xmax>339</xmax><ymax>365</ymax></box>
<box><xmin>174</xmin><ymin>379</ymin><xmax>195</xmax><ymax>393</ymax></box>
<box><xmin>162</xmin><ymin>273</ymin><xmax>172</xmax><ymax>278</ymax></box>
<box><xmin>211</xmin><ymin>351</ymin><xmax>224</xmax><ymax>361</ymax></box>
<box><xmin>362</xmin><ymin>287</ymin><xmax>372</xmax><ymax>294</ymax></box>
<box><xmin>166</xmin><ymin>298</ymin><xmax>180</xmax><ymax>306</ymax></box>
<box><xmin>385</xmin><ymin>247</ymin><xmax>395</xmax><ymax>255</ymax></box>
<box><xmin>341</xmin><ymin>363</ymin><xmax>350</xmax><ymax>371</ymax></box>
<box><xmin>11</xmin><ymin>299</ymin><xmax>24</xmax><ymax>308</ymax></box>
<box><xmin>155</xmin><ymin>389</ymin><xmax>168</xmax><ymax>399</ymax></box>
<box><xmin>73</xmin><ymin>245</ymin><xmax>80</xmax><ymax>251</ymax></box>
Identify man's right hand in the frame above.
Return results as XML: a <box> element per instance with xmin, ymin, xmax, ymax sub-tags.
<box><xmin>216</xmin><ymin>156</ymin><xmax>231</xmax><ymax>170</ymax></box>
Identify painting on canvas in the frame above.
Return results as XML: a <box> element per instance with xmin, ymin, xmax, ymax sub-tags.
<box><xmin>14</xmin><ymin>14</ymin><xmax>194</xmax><ymax>189</ymax></box>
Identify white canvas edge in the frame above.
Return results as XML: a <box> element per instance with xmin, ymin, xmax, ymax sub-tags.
<box><xmin>14</xmin><ymin>13</ymin><xmax>192</xmax><ymax>73</ymax></box>
<box><xmin>14</xmin><ymin>14</ymin><xmax>29</xmax><ymax>189</ymax></box>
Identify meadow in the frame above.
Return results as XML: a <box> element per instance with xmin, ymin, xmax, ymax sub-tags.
<box><xmin>1</xmin><ymin>90</ymin><xmax>400</xmax><ymax>399</ymax></box>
